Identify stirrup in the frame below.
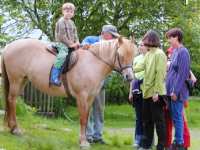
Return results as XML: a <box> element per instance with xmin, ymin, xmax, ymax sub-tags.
<box><xmin>50</xmin><ymin>79</ymin><xmax>61</xmax><ymax>86</ymax></box>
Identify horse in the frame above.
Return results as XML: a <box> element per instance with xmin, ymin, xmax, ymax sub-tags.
<box><xmin>1</xmin><ymin>36</ymin><xmax>136</xmax><ymax>148</ymax></box>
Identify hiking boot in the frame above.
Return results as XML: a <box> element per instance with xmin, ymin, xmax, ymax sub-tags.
<box><xmin>50</xmin><ymin>66</ymin><xmax>61</xmax><ymax>86</ymax></box>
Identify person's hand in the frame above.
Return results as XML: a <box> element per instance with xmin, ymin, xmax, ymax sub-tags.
<box><xmin>190</xmin><ymin>71</ymin><xmax>197</xmax><ymax>83</ymax></box>
<box><xmin>128</xmin><ymin>92</ymin><xmax>133</xmax><ymax>103</ymax></box>
<box><xmin>69</xmin><ymin>43</ymin><xmax>76</xmax><ymax>48</ymax></box>
<box><xmin>170</xmin><ymin>92</ymin><xmax>177</xmax><ymax>101</ymax></box>
<box><xmin>152</xmin><ymin>93</ymin><xmax>159</xmax><ymax>102</ymax></box>
<box><xmin>74</xmin><ymin>42</ymin><xmax>80</xmax><ymax>49</ymax></box>
<box><xmin>82</xmin><ymin>44</ymin><xmax>90</xmax><ymax>50</ymax></box>
<box><xmin>184</xmin><ymin>101</ymin><xmax>189</xmax><ymax>108</ymax></box>
<box><xmin>70</xmin><ymin>42</ymin><xmax>80</xmax><ymax>49</ymax></box>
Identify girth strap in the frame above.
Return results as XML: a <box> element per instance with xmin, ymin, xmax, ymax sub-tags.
<box><xmin>61</xmin><ymin>74</ymin><xmax>73</xmax><ymax>99</ymax></box>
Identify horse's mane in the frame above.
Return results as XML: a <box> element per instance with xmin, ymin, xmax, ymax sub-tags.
<box><xmin>89</xmin><ymin>39</ymin><xmax>118</xmax><ymax>55</ymax></box>
<box><xmin>87</xmin><ymin>37</ymin><xmax>136</xmax><ymax>66</ymax></box>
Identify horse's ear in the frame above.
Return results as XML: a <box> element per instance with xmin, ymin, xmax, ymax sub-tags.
<box><xmin>130</xmin><ymin>34</ymin><xmax>136</xmax><ymax>44</ymax></box>
<box><xmin>118</xmin><ymin>36</ymin><xmax>123</xmax><ymax>45</ymax></box>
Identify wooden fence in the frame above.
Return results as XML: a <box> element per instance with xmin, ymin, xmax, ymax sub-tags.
<box><xmin>22</xmin><ymin>82</ymin><xmax>56</xmax><ymax>116</ymax></box>
<box><xmin>0</xmin><ymin>53</ymin><xmax>61</xmax><ymax>116</ymax></box>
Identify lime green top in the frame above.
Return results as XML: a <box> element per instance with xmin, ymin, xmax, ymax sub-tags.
<box><xmin>133</xmin><ymin>54</ymin><xmax>145</xmax><ymax>80</ymax></box>
<box><xmin>134</xmin><ymin>48</ymin><xmax>167</xmax><ymax>99</ymax></box>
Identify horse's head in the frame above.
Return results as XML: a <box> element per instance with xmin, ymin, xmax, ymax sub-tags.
<box><xmin>88</xmin><ymin>36</ymin><xmax>136</xmax><ymax>82</ymax></box>
<box><xmin>113</xmin><ymin>36</ymin><xmax>136</xmax><ymax>82</ymax></box>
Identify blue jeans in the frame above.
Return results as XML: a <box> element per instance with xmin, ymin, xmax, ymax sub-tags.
<box><xmin>86</xmin><ymin>87</ymin><xmax>105</xmax><ymax>140</ymax></box>
<box><xmin>132</xmin><ymin>79</ymin><xmax>143</xmax><ymax>93</ymax></box>
<box><xmin>169</xmin><ymin>98</ymin><xmax>184</xmax><ymax>144</ymax></box>
<box><xmin>133</xmin><ymin>93</ymin><xmax>143</xmax><ymax>145</ymax></box>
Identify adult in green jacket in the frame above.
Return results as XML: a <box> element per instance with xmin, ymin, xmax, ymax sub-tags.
<box><xmin>135</xmin><ymin>30</ymin><xmax>167</xmax><ymax>150</ymax></box>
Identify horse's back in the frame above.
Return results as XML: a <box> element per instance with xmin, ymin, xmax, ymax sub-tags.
<box><xmin>3</xmin><ymin>39</ymin><xmax>46</xmax><ymax>56</ymax></box>
<box><xmin>2</xmin><ymin>39</ymin><xmax>65</xmax><ymax>96</ymax></box>
<box><xmin>3</xmin><ymin>39</ymin><xmax>52</xmax><ymax>72</ymax></box>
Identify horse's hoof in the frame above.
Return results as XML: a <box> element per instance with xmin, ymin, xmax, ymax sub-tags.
<box><xmin>11</xmin><ymin>127</ymin><xmax>22</xmax><ymax>136</ymax></box>
<box><xmin>80</xmin><ymin>141</ymin><xmax>90</xmax><ymax>149</ymax></box>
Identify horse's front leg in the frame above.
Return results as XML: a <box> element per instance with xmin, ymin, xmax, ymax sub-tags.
<box><xmin>76</xmin><ymin>94</ymin><xmax>93</xmax><ymax>148</ymax></box>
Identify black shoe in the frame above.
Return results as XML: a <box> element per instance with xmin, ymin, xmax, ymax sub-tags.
<box><xmin>93</xmin><ymin>138</ymin><xmax>106</xmax><ymax>144</ymax></box>
<box><xmin>171</xmin><ymin>141</ymin><xmax>184</xmax><ymax>150</ymax></box>
<box><xmin>87</xmin><ymin>138</ymin><xmax>94</xmax><ymax>144</ymax></box>
<box><xmin>157</xmin><ymin>145</ymin><xmax>164</xmax><ymax>150</ymax></box>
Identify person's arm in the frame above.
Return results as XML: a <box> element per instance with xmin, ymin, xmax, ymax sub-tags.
<box><xmin>134</xmin><ymin>57</ymin><xmax>145</xmax><ymax>73</ymax></box>
<box><xmin>55</xmin><ymin>20</ymin><xmax>74</xmax><ymax>47</ymax></box>
<box><xmin>128</xmin><ymin>81</ymin><xmax>133</xmax><ymax>102</ymax></box>
<box><xmin>73</xmin><ymin>22</ymin><xmax>79</xmax><ymax>44</ymax></box>
<box><xmin>153</xmin><ymin>52</ymin><xmax>167</xmax><ymax>97</ymax></box>
<box><xmin>190</xmin><ymin>70</ymin><xmax>197</xmax><ymax>83</ymax></box>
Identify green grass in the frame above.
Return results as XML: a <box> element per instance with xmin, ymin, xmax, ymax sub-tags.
<box><xmin>0</xmin><ymin>97</ymin><xmax>200</xmax><ymax>150</ymax></box>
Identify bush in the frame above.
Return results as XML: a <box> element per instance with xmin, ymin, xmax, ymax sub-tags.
<box><xmin>53</xmin><ymin>97</ymin><xmax>68</xmax><ymax>117</ymax></box>
<box><xmin>0</xmin><ymin>99</ymin><xmax>3</xmax><ymax>110</ymax></box>
<box><xmin>0</xmin><ymin>88</ymin><xmax>4</xmax><ymax>109</ymax></box>
<box><xmin>105</xmin><ymin>72</ymin><xmax>129</xmax><ymax>104</ymax></box>
<box><xmin>191</xmin><ymin>64</ymin><xmax>200</xmax><ymax>96</ymax></box>
<box><xmin>16</xmin><ymin>98</ymin><xmax>35</xmax><ymax>116</ymax></box>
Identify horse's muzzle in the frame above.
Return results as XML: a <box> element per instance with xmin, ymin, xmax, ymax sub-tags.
<box><xmin>122</xmin><ymin>68</ymin><xmax>134</xmax><ymax>82</ymax></box>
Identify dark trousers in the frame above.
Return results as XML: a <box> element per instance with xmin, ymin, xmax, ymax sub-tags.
<box><xmin>133</xmin><ymin>93</ymin><xmax>143</xmax><ymax>145</ymax></box>
<box><xmin>141</xmin><ymin>97</ymin><xmax>166</xmax><ymax>150</ymax></box>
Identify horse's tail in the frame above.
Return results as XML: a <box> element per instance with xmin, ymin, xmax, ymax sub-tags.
<box><xmin>1</xmin><ymin>53</ymin><xmax>10</xmax><ymax>125</ymax></box>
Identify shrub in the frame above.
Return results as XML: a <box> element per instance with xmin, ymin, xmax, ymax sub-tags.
<box><xmin>105</xmin><ymin>72</ymin><xmax>129</xmax><ymax>104</ymax></box>
<box><xmin>16</xmin><ymin>98</ymin><xmax>35</xmax><ymax>116</ymax></box>
<box><xmin>191</xmin><ymin>63</ymin><xmax>200</xmax><ymax>96</ymax></box>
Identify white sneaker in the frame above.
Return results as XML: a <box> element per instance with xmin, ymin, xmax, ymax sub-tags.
<box><xmin>138</xmin><ymin>148</ymin><xmax>151</xmax><ymax>150</ymax></box>
<box><xmin>133</xmin><ymin>143</ymin><xmax>139</xmax><ymax>147</ymax></box>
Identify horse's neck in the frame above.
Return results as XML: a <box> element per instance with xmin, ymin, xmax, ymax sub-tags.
<box><xmin>89</xmin><ymin>40</ymin><xmax>117</xmax><ymax>66</ymax></box>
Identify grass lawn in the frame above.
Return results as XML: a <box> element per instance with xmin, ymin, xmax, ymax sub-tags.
<box><xmin>0</xmin><ymin>97</ymin><xmax>200</xmax><ymax>150</ymax></box>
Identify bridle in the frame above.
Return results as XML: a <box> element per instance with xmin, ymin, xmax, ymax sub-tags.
<box><xmin>89</xmin><ymin>40</ymin><xmax>133</xmax><ymax>74</ymax></box>
<box><xmin>114</xmin><ymin>51</ymin><xmax>133</xmax><ymax>74</ymax></box>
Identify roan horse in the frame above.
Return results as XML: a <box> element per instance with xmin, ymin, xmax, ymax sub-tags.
<box><xmin>1</xmin><ymin>37</ymin><xmax>136</xmax><ymax>148</ymax></box>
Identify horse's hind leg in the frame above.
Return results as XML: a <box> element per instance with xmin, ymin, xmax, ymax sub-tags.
<box><xmin>6</xmin><ymin>79</ymin><xmax>25</xmax><ymax>135</ymax></box>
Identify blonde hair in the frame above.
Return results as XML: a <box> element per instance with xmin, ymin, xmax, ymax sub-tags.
<box><xmin>62</xmin><ymin>2</ymin><xmax>75</xmax><ymax>10</ymax></box>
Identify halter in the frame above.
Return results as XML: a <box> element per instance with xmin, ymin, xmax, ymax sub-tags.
<box><xmin>89</xmin><ymin>40</ymin><xmax>133</xmax><ymax>74</ymax></box>
<box><xmin>114</xmin><ymin>52</ymin><xmax>133</xmax><ymax>74</ymax></box>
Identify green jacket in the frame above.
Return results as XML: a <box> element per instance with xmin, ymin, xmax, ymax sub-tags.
<box><xmin>134</xmin><ymin>48</ymin><xmax>167</xmax><ymax>99</ymax></box>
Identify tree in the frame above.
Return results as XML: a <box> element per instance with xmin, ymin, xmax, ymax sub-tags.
<box><xmin>1</xmin><ymin>0</ymin><xmax>200</xmax><ymax>98</ymax></box>
<box><xmin>2</xmin><ymin>0</ymin><xmax>198</xmax><ymax>41</ymax></box>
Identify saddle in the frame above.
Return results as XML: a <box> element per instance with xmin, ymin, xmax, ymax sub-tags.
<box><xmin>46</xmin><ymin>45</ymin><xmax>79</xmax><ymax>73</ymax></box>
<box><xmin>47</xmin><ymin>44</ymin><xmax>79</xmax><ymax>97</ymax></box>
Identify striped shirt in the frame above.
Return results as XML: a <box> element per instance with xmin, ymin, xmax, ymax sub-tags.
<box><xmin>166</xmin><ymin>46</ymin><xmax>190</xmax><ymax>101</ymax></box>
<box><xmin>55</xmin><ymin>17</ymin><xmax>79</xmax><ymax>47</ymax></box>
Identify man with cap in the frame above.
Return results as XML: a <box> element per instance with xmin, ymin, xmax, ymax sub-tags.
<box><xmin>81</xmin><ymin>24</ymin><xmax>119</xmax><ymax>49</ymax></box>
<box><xmin>81</xmin><ymin>24</ymin><xmax>119</xmax><ymax>144</ymax></box>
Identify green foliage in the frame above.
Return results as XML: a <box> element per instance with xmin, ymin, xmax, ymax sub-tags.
<box><xmin>105</xmin><ymin>72</ymin><xmax>129</xmax><ymax>104</ymax></box>
<box><xmin>52</xmin><ymin>97</ymin><xmax>68</xmax><ymax>117</ymax></box>
<box><xmin>0</xmin><ymin>0</ymin><xmax>199</xmax><ymax>101</ymax></box>
<box><xmin>186</xmin><ymin>99</ymin><xmax>200</xmax><ymax>128</ymax></box>
<box><xmin>16</xmin><ymin>98</ymin><xmax>35</xmax><ymax>117</ymax></box>
<box><xmin>1</xmin><ymin>99</ymin><xmax>200</xmax><ymax>149</ymax></box>
<box><xmin>191</xmin><ymin>64</ymin><xmax>200</xmax><ymax>96</ymax></box>
<box><xmin>0</xmin><ymin>89</ymin><xmax>3</xmax><ymax>109</ymax></box>
<box><xmin>1</xmin><ymin>0</ymin><xmax>198</xmax><ymax>40</ymax></box>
